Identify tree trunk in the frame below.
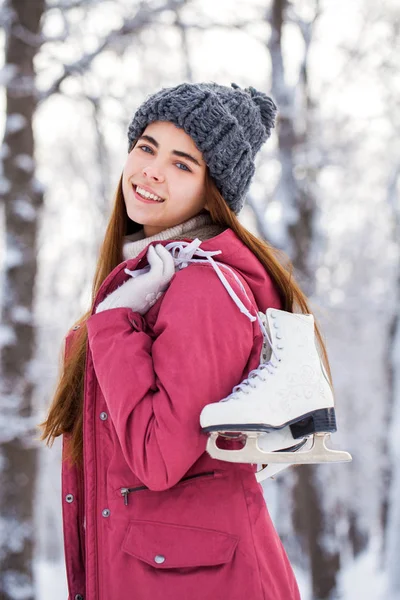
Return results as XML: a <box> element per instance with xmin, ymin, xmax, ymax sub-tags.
<box><xmin>385</xmin><ymin>164</ymin><xmax>400</xmax><ymax>597</ymax></box>
<box><xmin>0</xmin><ymin>1</ymin><xmax>45</xmax><ymax>598</ymax></box>
<box><xmin>267</xmin><ymin>1</ymin><xmax>342</xmax><ymax>597</ymax></box>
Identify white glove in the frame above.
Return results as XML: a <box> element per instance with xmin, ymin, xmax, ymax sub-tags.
<box><xmin>95</xmin><ymin>244</ymin><xmax>176</xmax><ymax>315</ymax></box>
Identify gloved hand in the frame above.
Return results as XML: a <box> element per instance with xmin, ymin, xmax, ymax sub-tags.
<box><xmin>95</xmin><ymin>244</ymin><xmax>176</xmax><ymax>315</ymax></box>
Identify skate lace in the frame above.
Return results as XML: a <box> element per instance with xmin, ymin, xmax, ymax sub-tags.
<box><xmin>228</xmin><ymin>360</ymin><xmax>279</xmax><ymax>398</ymax></box>
<box><xmin>164</xmin><ymin>239</ymin><xmax>280</xmax><ymax>379</ymax></box>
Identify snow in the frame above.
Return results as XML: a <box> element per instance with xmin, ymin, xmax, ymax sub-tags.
<box><xmin>14</xmin><ymin>154</ymin><xmax>35</xmax><ymax>173</ymax></box>
<box><xmin>10</xmin><ymin>305</ymin><xmax>32</xmax><ymax>324</ymax></box>
<box><xmin>0</xmin><ymin>414</ymin><xmax>39</xmax><ymax>444</ymax></box>
<box><xmin>338</xmin><ymin>541</ymin><xmax>389</xmax><ymax>600</ymax></box>
<box><xmin>289</xmin><ymin>541</ymin><xmax>390</xmax><ymax>600</ymax></box>
<box><xmin>0</xmin><ymin>323</ymin><xmax>17</xmax><ymax>346</ymax></box>
<box><xmin>0</xmin><ymin>0</ymin><xmax>398</xmax><ymax>597</ymax></box>
<box><xmin>386</xmin><ymin>306</ymin><xmax>400</xmax><ymax>594</ymax></box>
<box><xmin>13</xmin><ymin>195</ymin><xmax>37</xmax><ymax>221</ymax></box>
<box><xmin>0</xmin><ymin>518</ymin><xmax>33</xmax><ymax>558</ymax></box>
<box><xmin>5</xmin><ymin>113</ymin><xmax>27</xmax><ymax>134</ymax></box>
<box><xmin>33</xmin><ymin>559</ymin><xmax>68</xmax><ymax>599</ymax></box>
<box><xmin>1</xmin><ymin>571</ymin><xmax>34</xmax><ymax>600</ymax></box>
<box><xmin>31</xmin><ymin>177</ymin><xmax>45</xmax><ymax>194</ymax></box>
<box><xmin>0</xmin><ymin>175</ymin><xmax>11</xmax><ymax>194</ymax></box>
<box><xmin>0</xmin><ymin>142</ymin><xmax>10</xmax><ymax>159</ymax></box>
<box><xmin>0</xmin><ymin>63</ymin><xmax>18</xmax><ymax>86</ymax></box>
<box><xmin>4</xmin><ymin>241</ymin><xmax>24</xmax><ymax>268</ymax></box>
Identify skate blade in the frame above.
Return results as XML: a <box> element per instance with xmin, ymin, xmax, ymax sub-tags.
<box><xmin>255</xmin><ymin>462</ymin><xmax>293</xmax><ymax>482</ymax></box>
<box><xmin>255</xmin><ymin>439</ymin><xmax>313</xmax><ymax>482</ymax></box>
<box><xmin>207</xmin><ymin>432</ymin><xmax>352</xmax><ymax>465</ymax></box>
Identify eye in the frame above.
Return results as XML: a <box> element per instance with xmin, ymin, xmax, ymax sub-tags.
<box><xmin>138</xmin><ymin>144</ymin><xmax>154</xmax><ymax>154</ymax></box>
<box><xmin>176</xmin><ymin>162</ymin><xmax>191</xmax><ymax>172</ymax></box>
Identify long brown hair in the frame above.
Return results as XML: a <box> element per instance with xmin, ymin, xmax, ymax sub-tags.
<box><xmin>37</xmin><ymin>169</ymin><xmax>332</xmax><ymax>467</ymax></box>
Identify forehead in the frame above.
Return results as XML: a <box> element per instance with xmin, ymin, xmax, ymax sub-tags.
<box><xmin>142</xmin><ymin>121</ymin><xmax>202</xmax><ymax>157</ymax></box>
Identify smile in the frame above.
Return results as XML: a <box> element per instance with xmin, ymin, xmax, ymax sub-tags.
<box><xmin>133</xmin><ymin>184</ymin><xmax>165</xmax><ymax>203</ymax></box>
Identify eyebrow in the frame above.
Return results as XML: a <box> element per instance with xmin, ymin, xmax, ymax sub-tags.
<box><xmin>137</xmin><ymin>134</ymin><xmax>202</xmax><ymax>167</ymax></box>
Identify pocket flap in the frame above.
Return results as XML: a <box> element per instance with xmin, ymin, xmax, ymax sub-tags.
<box><xmin>122</xmin><ymin>519</ymin><xmax>239</xmax><ymax>569</ymax></box>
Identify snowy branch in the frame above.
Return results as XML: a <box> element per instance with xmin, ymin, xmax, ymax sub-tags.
<box><xmin>37</xmin><ymin>0</ymin><xmax>192</xmax><ymax>104</ymax></box>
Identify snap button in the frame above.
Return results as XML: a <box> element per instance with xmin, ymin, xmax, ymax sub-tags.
<box><xmin>270</xmin><ymin>311</ymin><xmax>276</xmax><ymax>318</ymax></box>
<box><xmin>273</xmin><ymin>322</ymin><xmax>279</xmax><ymax>329</ymax></box>
<box><xmin>99</xmin><ymin>412</ymin><xmax>108</xmax><ymax>420</ymax></box>
<box><xmin>102</xmin><ymin>508</ymin><xmax>110</xmax><ymax>517</ymax></box>
<box><xmin>72</xmin><ymin>325</ymin><xmax>80</xmax><ymax>330</ymax></box>
<box><xmin>65</xmin><ymin>494</ymin><xmax>74</xmax><ymax>503</ymax></box>
<box><xmin>75</xmin><ymin>595</ymin><xmax>84</xmax><ymax>600</ymax></box>
<box><xmin>154</xmin><ymin>554</ymin><xmax>165</xmax><ymax>564</ymax></box>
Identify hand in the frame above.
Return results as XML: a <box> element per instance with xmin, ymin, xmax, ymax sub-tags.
<box><xmin>95</xmin><ymin>244</ymin><xmax>175</xmax><ymax>315</ymax></box>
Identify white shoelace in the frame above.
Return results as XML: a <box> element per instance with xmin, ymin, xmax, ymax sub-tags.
<box><xmin>164</xmin><ymin>239</ymin><xmax>281</xmax><ymax>388</ymax></box>
<box><xmin>228</xmin><ymin>361</ymin><xmax>280</xmax><ymax>399</ymax></box>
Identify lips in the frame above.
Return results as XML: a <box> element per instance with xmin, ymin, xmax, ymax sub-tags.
<box><xmin>132</xmin><ymin>184</ymin><xmax>165</xmax><ymax>204</ymax></box>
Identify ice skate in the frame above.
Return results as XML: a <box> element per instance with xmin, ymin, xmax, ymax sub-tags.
<box><xmin>160</xmin><ymin>240</ymin><xmax>351</xmax><ymax>481</ymax></box>
<box><xmin>200</xmin><ymin>308</ymin><xmax>352</xmax><ymax>478</ymax></box>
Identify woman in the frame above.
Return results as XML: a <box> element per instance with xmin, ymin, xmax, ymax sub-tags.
<box><xmin>40</xmin><ymin>82</ymin><xmax>330</xmax><ymax>600</ymax></box>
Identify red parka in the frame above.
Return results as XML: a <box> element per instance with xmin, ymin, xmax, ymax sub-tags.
<box><xmin>61</xmin><ymin>227</ymin><xmax>301</xmax><ymax>600</ymax></box>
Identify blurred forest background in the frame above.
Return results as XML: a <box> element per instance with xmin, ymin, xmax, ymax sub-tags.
<box><xmin>0</xmin><ymin>0</ymin><xmax>399</xmax><ymax>598</ymax></box>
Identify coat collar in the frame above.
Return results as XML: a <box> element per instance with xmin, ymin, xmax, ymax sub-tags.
<box><xmin>93</xmin><ymin>227</ymin><xmax>281</xmax><ymax>316</ymax></box>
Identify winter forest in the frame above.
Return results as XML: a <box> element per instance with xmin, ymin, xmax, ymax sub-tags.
<box><xmin>0</xmin><ymin>0</ymin><xmax>399</xmax><ymax>598</ymax></box>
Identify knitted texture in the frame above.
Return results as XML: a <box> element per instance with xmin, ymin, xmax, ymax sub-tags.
<box><xmin>127</xmin><ymin>82</ymin><xmax>278</xmax><ymax>214</ymax></box>
<box><xmin>122</xmin><ymin>212</ymin><xmax>225</xmax><ymax>261</ymax></box>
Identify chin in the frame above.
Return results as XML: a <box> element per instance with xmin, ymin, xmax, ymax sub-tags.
<box><xmin>127</xmin><ymin>206</ymin><xmax>156</xmax><ymax>226</ymax></box>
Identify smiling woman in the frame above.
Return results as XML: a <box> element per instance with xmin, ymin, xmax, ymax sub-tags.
<box><xmin>122</xmin><ymin>121</ymin><xmax>209</xmax><ymax>237</ymax></box>
<box><xmin>39</xmin><ymin>81</ymin><xmax>335</xmax><ymax>600</ymax></box>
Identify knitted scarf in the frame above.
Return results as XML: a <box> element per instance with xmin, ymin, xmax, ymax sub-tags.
<box><xmin>122</xmin><ymin>212</ymin><xmax>226</xmax><ymax>261</ymax></box>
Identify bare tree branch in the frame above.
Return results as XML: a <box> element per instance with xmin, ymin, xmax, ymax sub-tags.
<box><xmin>37</xmin><ymin>0</ymin><xmax>192</xmax><ymax>104</ymax></box>
<box><xmin>173</xmin><ymin>6</ymin><xmax>193</xmax><ymax>81</ymax></box>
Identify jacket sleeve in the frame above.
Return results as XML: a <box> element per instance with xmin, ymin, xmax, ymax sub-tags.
<box><xmin>86</xmin><ymin>263</ymin><xmax>261</xmax><ymax>491</ymax></box>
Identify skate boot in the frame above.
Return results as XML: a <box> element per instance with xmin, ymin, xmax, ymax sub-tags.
<box><xmin>200</xmin><ymin>308</ymin><xmax>352</xmax><ymax>479</ymax></box>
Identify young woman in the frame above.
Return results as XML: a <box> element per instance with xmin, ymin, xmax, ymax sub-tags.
<box><xmin>40</xmin><ymin>82</ymin><xmax>331</xmax><ymax>600</ymax></box>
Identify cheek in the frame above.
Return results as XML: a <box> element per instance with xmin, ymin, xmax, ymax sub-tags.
<box><xmin>194</xmin><ymin>179</ymin><xmax>206</xmax><ymax>203</ymax></box>
<box><xmin>124</xmin><ymin>152</ymin><xmax>141</xmax><ymax>175</ymax></box>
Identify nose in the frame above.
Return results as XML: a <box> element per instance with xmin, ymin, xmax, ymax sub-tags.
<box><xmin>142</xmin><ymin>163</ymin><xmax>165</xmax><ymax>183</ymax></box>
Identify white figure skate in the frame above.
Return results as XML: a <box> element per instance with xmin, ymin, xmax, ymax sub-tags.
<box><xmin>159</xmin><ymin>239</ymin><xmax>351</xmax><ymax>483</ymax></box>
<box><xmin>200</xmin><ymin>308</ymin><xmax>352</xmax><ymax>481</ymax></box>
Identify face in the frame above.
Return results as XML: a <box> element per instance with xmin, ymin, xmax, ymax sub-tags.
<box><xmin>122</xmin><ymin>120</ymin><xmax>209</xmax><ymax>237</ymax></box>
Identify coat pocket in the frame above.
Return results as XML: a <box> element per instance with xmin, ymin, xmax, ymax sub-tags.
<box><xmin>121</xmin><ymin>519</ymin><xmax>239</xmax><ymax>569</ymax></box>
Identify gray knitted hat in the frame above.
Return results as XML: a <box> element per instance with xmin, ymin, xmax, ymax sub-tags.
<box><xmin>127</xmin><ymin>82</ymin><xmax>277</xmax><ymax>214</ymax></box>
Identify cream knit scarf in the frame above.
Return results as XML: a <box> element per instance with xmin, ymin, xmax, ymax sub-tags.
<box><xmin>122</xmin><ymin>212</ymin><xmax>226</xmax><ymax>261</ymax></box>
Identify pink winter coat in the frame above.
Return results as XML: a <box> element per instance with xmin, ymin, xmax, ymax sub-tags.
<box><xmin>61</xmin><ymin>227</ymin><xmax>301</xmax><ymax>600</ymax></box>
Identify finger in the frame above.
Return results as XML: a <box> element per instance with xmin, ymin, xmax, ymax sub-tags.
<box><xmin>154</xmin><ymin>245</ymin><xmax>175</xmax><ymax>281</ymax></box>
<box><xmin>147</xmin><ymin>244</ymin><xmax>164</xmax><ymax>279</ymax></box>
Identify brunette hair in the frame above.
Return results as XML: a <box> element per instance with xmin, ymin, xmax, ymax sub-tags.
<box><xmin>37</xmin><ymin>170</ymin><xmax>332</xmax><ymax>467</ymax></box>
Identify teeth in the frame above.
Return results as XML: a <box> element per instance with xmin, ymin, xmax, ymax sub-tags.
<box><xmin>136</xmin><ymin>185</ymin><xmax>164</xmax><ymax>202</ymax></box>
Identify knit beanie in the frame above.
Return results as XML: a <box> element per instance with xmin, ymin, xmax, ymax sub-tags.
<box><xmin>127</xmin><ymin>82</ymin><xmax>277</xmax><ymax>214</ymax></box>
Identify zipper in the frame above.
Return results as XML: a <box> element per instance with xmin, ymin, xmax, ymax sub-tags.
<box><xmin>92</xmin><ymin>372</ymin><xmax>99</xmax><ymax>599</ymax></box>
<box><xmin>120</xmin><ymin>470</ymin><xmax>216</xmax><ymax>506</ymax></box>
<box><xmin>83</xmin><ymin>349</ymin><xmax>100</xmax><ymax>599</ymax></box>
